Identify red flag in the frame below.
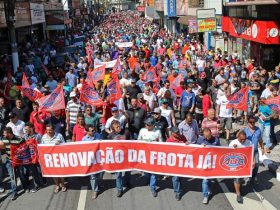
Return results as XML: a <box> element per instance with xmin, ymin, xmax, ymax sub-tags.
<box><xmin>264</xmin><ymin>95</ymin><xmax>280</xmax><ymax>114</ymax></box>
<box><xmin>37</xmin><ymin>85</ymin><xmax>65</xmax><ymax>112</ymax></box>
<box><xmin>41</xmin><ymin>63</ymin><xmax>51</xmax><ymax>76</ymax></box>
<box><xmin>86</xmin><ymin>65</ymin><xmax>106</xmax><ymax>85</ymax></box>
<box><xmin>226</xmin><ymin>87</ymin><xmax>249</xmax><ymax>111</ymax></box>
<box><xmin>112</xmin><ymin>59</ymin><xmax>122</xmax><ymax>75</ymax></box>
<box><xmin>107</xmin><ymin>76</ymin><xmax>122</xmax><ymax>103</ymax></box>
<box><xmin>22</xmin><ymin>72</ymin><xmax>29</xmax><ymax>87</ymax></box>
<box><xmin>10</xmin><ymin>139</ymin><xmax>39</xmax><ymax>167</ymax></box>
<box><xmin>18</xmin><ymin>86</ymin><xmax>43</xmax><ymax>102</ymax></box>
<box><xmin>80</xmin><ymin>81</ymin><xmax>104</xmax><ymax>106</ymax></box>
<box><xmin>144</xmin><ymin>67</ymin><xmax>158</xmax><ymax>82</ymax></box>
<box><xmin>171</xmin><ymin>74</ymin><xmax>184</xmax><ymax>90</ymax></box>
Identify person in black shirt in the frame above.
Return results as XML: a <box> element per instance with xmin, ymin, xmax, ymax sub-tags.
<box><xmin>152</xmin><ymin>107</ymin><xmax>169</xmax><ymax>141</ymax></box>
<box><xmin>124</xmin><ymin>79</ymin><xmax>142</xmax><ymax>109</ymax></box>
<box><xmin>12</xmin><ymin>99</ymin><xmax>30</xmax><ymax>122</ymax></box>
<box><xmin>45</xmin><ymin>110</ymin><xmax>66</xmax><ymax>139</ymax></box>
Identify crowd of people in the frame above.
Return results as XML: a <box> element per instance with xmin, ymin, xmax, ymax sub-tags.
<box><xmin>0</xmin><ymin>11</ymin><xmax>279</xmax><ymax>204</ymax></box>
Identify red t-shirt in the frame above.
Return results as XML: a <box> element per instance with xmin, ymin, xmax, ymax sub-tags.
<box><xmin>73</xmin><ymin>124</ymin><xmax>86</xmax><ymax>142</ymax></box>
<box><xmin>166</xmin><ymin>135</ymin><xmax>187</xmax><ymax>143</ymax></box>
<box><xmin>202</xmin><ymin>94</ymin><xmax>212</xmax><ymax>117</ymax></box>
<box><xmin>30</xmin><ymin>111</ymin><xmax>48</xmax><ymax>135</ymax></box>
<box><xmin>175</xmin><ymin>86</ymin><xmax>184</xmax><ymax>97</ymax></box>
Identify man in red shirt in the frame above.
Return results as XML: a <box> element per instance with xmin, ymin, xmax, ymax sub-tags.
<box><xmin>72</xmin><ymin>114</ymin><xmax>86</xmax><ymax>142</ymax></box>
<box><xmin>30</xmin><ymin>102</ymin><xmax>48</xmax><ymax>135</ymax></box>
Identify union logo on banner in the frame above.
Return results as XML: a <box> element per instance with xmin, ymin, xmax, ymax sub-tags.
<box><xmin>107</xmin><ymin>76</ymin><xmax>122</xmax><ymax>103</ymax></box>
<box><xmin>80</xmin><ymin>81</ymin><xmax>104</xmax><ymax>106</ymax></box>
<box><xmin>219</xmin><ymin>153</ymin><xmax>248</xmax><ymax>172</ymax></box>
<box><xmin>227</xmin><ymin>87</ymin><xmax>249</xmax><ymax>111</ymax></box>
<box><xmin>37</xmin><ymin>85</ymin><xmax>65</xmax><ymax>112</ymax></box>
<box><xmin>144</xmin><ymin>67</ymin><xmax>157</xmax><ymax>82</ymax></box>
<box><xmin>86</xmin><ymin>65</ymin><xmax>106</xmax><ymax>85</ymax></box>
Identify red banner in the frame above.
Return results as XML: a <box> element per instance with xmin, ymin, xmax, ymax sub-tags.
<box><xmin>107</xmin><ymin>76</ymin><xmax>122</xmax><ymax>103</ymax></box>
<box><xmin>86</xmin><ymin>65</ymin><xmax>106</xmax><ymax>85</ymax></box>
<box><xmin>38</xmin><ymin>141</ymin><xmax>253</xmax><ymax>178</ymax></box>
<box><xmin>222</xmin><ymin>16</ymin><xmax>280</xmax><ymax>45</ymax></box>
<box><xmin>10</xmin><ymin>139</ymin><xmax>39</xmax><ymax>167</ymax></box>
<box><xmin>264</xmin><ymin>95</ymin><xmax>280</xmax><ymax>114</ymax></box>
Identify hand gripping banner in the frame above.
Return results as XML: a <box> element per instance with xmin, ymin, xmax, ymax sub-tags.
<box><xmin>38</xmin><ymin>141</ymin><xmax>253</xmax><ymax>178</ymax></box>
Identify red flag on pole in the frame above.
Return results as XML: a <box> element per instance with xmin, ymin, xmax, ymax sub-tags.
<box><xmin>112</xmin><ymin>59</ymin><xmax>122</xmax><ymax>75</ymax></box>
<box><xmin>171</xmin><ymin>74</ymin><xmax>184</xmax><ymax>90</ymax></box>
<box><xmin>264</xmin><ymin>95</ymin><xmax>280</xmax><ymax>114</ymax></box>
<box><xmin>22</xmin><ymin>72</ymin><xmax>29</xmax><ymax>87</ymax></box>
<box><xmin>226</xmin><ymin>87</ymin><xmax>249</xmax><ymax>111</ymax></box>
<box><xmin>41</xmin><ymin>64</ymin><xmax>51</xmax><ymax>76</ymax></box>
<box><xmin>80</xmin><ymin>81</ymin><xmax>104</xmax><ymax>106</ymax></box>
<box><xmin>144</xmin><ymin>67</ymin><xmax>158</xmax><ymax>82</ymax></box>
<box><xmin>86</xmin><ymin>64</ymin><xmax>106</xmax><ymax>85</ymax></box>
<box><xmin>37</xmin><ymin>85</ymin><xmax>65</xmax><ymax>112</ymax></box>
<box><xmin>107</xmin><ymin>76</ymin><xmax>122</xmax><ymax>103</ymax></box>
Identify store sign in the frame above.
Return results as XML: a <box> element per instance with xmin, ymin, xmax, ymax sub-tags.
<box><xmin>167</xmin><ymin>0</ymin><xmax>176</xmax><ymax>17</ymax></box>
<box><xmin>222</xmin><ymin>16</ymin><xmax>280</xmax><ymax>45</ymax></box>
<box><xmin>225</xmin><ymin>0</ymin><xmax>279</xmax><ymax>5</ymax></box>
<box><xmin>197</xmin><ymin>9</ymin><xmax>217</xmax><ymax>33</ymax></box>
<box><xmin>15</xmin><ymin>2</ymin><xmax>31</xmax><ymax>28</ymax></box>
<box><xmin>188</xmin><ymin>19</ymin><xmax>197</xmax><ymax>34</ymax></box>
<box><xmin>30</xmin><ymin>3</ymin><xmax>45</xmax><ymax>25</ymax></box>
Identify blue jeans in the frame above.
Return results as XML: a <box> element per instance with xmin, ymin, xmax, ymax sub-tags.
<box><xmin>90</xmin><ymin>172</ymin><xmax>104</xmax><ymax>192</ymax></box>
<box><xmin>202</xmin><ymin>179</ymin><xmax>211</xmax><ymax>198</ymax></box>
<box><xmin>172</xmin><ymin>176</ymin><xmax>181</xmax><ymax>196</ymax></box>
<box><xmin>144</xmin><ymin>173</ymin><xmax>156</xmax><ymax>192</ymax></box>
<box><xmin>4</xmin><ymin>160</ymin><xmax>17</xmax><ymax>194</ymax></box>
<box><xmin>259</xmin><ymin>123</ymin><xmax>271</xmax><ymax>149</ymax></box>
<box><xmin>116</xmin><ymin>171</ymin><xmax>131</xmax><ymax>192</ymax></box>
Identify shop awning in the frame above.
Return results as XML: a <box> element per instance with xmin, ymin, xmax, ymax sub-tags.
<box><xmin>177</xmin><ymin>16</ymin><xmax>196</xmax><ymax>25</ymax></box>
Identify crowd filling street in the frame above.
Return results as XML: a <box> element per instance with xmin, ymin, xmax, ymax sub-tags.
<box><xmin>0</xmin><ymin>11</ymin><xmax>279</xmax><ymax>206</ymax></box>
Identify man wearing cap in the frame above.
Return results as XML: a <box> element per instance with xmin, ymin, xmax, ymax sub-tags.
<box><xmin>105</xmin><ymin>107</ymin><xmax>126</xmax><ymax>135</ymax></box>
<box><xmin>152</xmin><ymin>107</ymin><xmax>169</xmax><ymax>141</ymax></box>
<box><xmin>138</xmin><ymin>117</ymin><xmax>162</xmax><ymax>197</ymax></box>
<box><xmin>6</xmin><ymin>112</ymin><xmax>25</xmax><ymax>138</ymax></box>
<box><xmin>166</xmin><ymin>127</ymin><xmax>188</xmax><ymax>201</ymax></box>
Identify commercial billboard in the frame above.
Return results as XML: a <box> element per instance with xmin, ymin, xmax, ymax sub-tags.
<box><xmin>197</xmin><ymin>8</ymin><xmax>217</xmax><ymax>33</ymax></box>
<box><xmin>30</xmin><ymin>3</ymin><xmax>45</xmax><ymax>25</ymax></box>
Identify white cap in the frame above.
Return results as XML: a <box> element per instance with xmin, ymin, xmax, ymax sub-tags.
<box><xmin>70</xmin><ymin>92</ymin><xmax>76</xmax><ymax>97</ymax></box>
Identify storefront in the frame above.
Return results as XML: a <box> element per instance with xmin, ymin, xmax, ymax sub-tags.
<box><xmin>222</xmin><ymin>16</ymin><xmax>280</xmax><ymax>69</ymax></box>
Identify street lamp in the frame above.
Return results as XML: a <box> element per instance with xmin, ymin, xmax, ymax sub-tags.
<box><xmin>3</xmin><ymin>0</ymin><xmax>19</xmax><ymax>72</ymax></box>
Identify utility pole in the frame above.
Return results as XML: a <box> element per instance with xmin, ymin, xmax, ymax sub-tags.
<box><xmin>4</xmin><ymin>0</ymin><xmax>19</xmax><ymax>73</ymax></box>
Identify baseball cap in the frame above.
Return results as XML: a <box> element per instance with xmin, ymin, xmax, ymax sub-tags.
<box><xmin>170</xmin><ymin>127</ymin><xmax>180</xmax><ymax>134</ymax></box>
<box><xmin>111</xmin><ymin>107</ymin><xmax>118</xmax><ymax>112</ymax></box>
<box><xmin>137</xmin><ymin>93</ymin><xmax>144</xmax><ymax>99</ymax></box>
<box><xmin>161</xmin><ymin>98</ymin><xmax>169</xmax><ymax>104</ymax></box>
<box><xmin>8</xmin><ymin>112</ymin><xmax>17</xmax><ymax>118</ymax></box>
<box><xmin>70</xmin><ymin>92</ymin><xmax>76</xmax><ymax>97</ymax></box>
<box><xmin>152</xmin><ymin>107</ymin><xmax>161</xmax><ymax>114</ymax></box>
<box><xmin>144</xmin><ymin>117</ymin><xmax>155</xmax><ymax>125</ymax></box>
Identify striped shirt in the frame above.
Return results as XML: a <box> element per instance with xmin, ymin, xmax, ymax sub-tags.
<box><xmin>0</xmin><ymin>136</ymin><xmax>25</xmax><ymax>159</ymax></box>
<box><xmin>41</xmin><ymin>133</ymin><xmax>65</xmax><ymax>144</ymax></box>
<box><xmin>66</xmin><ymin>100</ymin><xmax>84</xmax><ymax>125</ymax></box>
<box><xmin>201</xmin><ymin>118</ymin><xmax>219</xmax><ymax>138</ymax></box>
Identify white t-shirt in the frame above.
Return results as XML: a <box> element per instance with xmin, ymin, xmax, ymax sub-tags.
<box><xmin>138</xmin><ymin>128</ymin><xmax>162</xmax><ymax>142</ymax></box>
<box><xmin>6</xmin><ymin>120</ymin><xmax>25</xmax><ymax>138</ymax></box>
<box><xmin>260</xmin><ymin>88</ymin><xmax>272</xmax><ymax>99</ymax></box>
<box><xmin>217</xmin><ymin>95</ymin><xmax>232</xmax><ymax>118</ymax></box>
<box><xmin>105</xmin><ymin>115</ymin><xmax>126</xmax><ymax>130</ymax></box>
<box><xmin>143</xmin><ymin>92</ymin><xmax>157</xmax><ymax>110</ymax></box>
<box><xmin>229</xmin><ymin>139</ymin><xmax>251</xmax><ymax>148</ymax></box>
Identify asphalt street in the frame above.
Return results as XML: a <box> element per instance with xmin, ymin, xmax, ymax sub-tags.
<box><xmin>0</xmin><ymin>165</ymin><xmax>279</xmax><ymax>210</ymax></box>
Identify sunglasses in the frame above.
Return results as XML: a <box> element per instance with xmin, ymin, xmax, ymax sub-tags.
<box><xmin>249</xmin><ymin>121</ymin><xmax>255</xmax><ymax>124</ymax></box>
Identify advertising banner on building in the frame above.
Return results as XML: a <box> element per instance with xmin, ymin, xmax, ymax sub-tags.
<box><xmin>222</xmin><ymin>16</ymin><xmax>280</xmax><ymax>45</ymax></box>
<box><xmin>155</xmin><ymin>0</ymin><xmax>164</xmax><ymax>11</ymax></box>
<box><xmin>15</xmin><ymin>2</ymin><xmax>31</xmax><ymax>28</ymax></box>
<box><xmin>197</xmin><ymin>9</ymin><xmax>217</xmax><ymax>33</ymax></box>
<box><xmin>176</xmin><ymin>0</ymin><xmax>188</xmax><ymax>16</ymax></box>
<box><xmin>188</xmin><ymin>19</ymin><xmax>197</xmax><ymax>33</ymax></box>
<box><xmin>38</xmin><ymin>141</ymin><xmax>253</xmax><ymax>178</ymax></box>
<box><xmin>167</xmin><ymin>0</ymin><xmax>176</xmax><ymax>17</ymax></box>
<box><xmin>30</xmin><ymin>3</ymin><xmax>45</xmax><ymax>25</ymax></box>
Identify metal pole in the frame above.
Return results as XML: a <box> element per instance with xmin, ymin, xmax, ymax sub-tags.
<box><xmin>4</xmin><ymin>0</ymin><xmax>19</xmax><ymax>73</ymax></box>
